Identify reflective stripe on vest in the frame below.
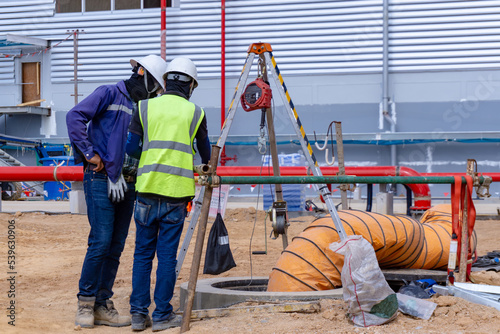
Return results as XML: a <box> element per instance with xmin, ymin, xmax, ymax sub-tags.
<box><xmin>136</xmin><ymin>94</ymin><xmax>204</xmax><ymax>198</ymax></box>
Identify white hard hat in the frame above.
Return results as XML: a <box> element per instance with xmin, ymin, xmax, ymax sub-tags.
<box><xmin>130</xmin><ymin>55</ymin><xmax>167</xmax><ymax>91</ymax></box>
<box><xmin>163</xmin><ymin>57</ymin><xmax>198</xmax><ymax>88</ymax></box>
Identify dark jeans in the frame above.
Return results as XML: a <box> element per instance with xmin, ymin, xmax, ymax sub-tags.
<box><xmin>130</xmin><ymin>195</ymin><xmax>187</xmax><ymax>321</ymax></box>
<box><xmin>78</xmin><ymin>170</ymin><xmax>135</xmax><ymax>306</ymax></box>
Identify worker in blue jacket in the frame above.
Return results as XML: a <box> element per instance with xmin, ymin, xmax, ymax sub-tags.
<box><xmin>66</xmin><ymin>55</ymin><xmax>167</xmax><ymax>329</ymax></box>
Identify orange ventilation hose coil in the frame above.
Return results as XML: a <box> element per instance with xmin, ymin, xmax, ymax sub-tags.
<box><xmin>267</xmin><ymin>205</ymin><xmax>476</xmax><ymax>292</ymax></box>
<box><xmin>267</xmin><ymin>209</ymin><xmax>425</xmax><ymax>292</ymax></box>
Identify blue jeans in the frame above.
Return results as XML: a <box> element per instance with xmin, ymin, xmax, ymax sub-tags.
<box><xmin>130</xmin><ymin>195</ymin><xmax>187</xmax><ymax>322</ymax></box>
<box><xmin>78</xmin><ymin>170</ymin><xmax>135</xmax><ymax>306</ymax></box>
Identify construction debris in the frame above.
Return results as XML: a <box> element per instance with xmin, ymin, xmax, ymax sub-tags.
<box><xmin>433</xmin><ymin>283</ymin><xmax>500</xmax><ymax>312</ymax></box>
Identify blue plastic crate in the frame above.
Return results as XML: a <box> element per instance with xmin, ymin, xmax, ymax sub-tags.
<box><xmin>262</xmin><ymin>153</ymin><xmax>307</xmax><ymax>212</ymax></box>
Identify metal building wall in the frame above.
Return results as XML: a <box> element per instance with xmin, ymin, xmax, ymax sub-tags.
<box><xmin>2</xmin><ymin>1</ymin><xmax>498</xmax><ymax>80</ymax></box>
<box><xmin>390</xmin><ymin>0</ymin><xmax>500</xmax><ymax>71</ymax></box>
<box><xmin>0</xmin><ymin>1</ymin><xmax>54</xmax><ymax>86</ymax></box>
<box><xmin>1</xmin><ymin>1</ymin><xmax>499</xmax><ymax>86</ymax></box>
<box><xmin>0</xmin><ymin>58</ymin><xmax>15</xmax><ymax>87</ymax></box>
<box><xmin>0</xmin><ymin>0</ymin><xmax>499</xmax><ymax>200</ymax></box>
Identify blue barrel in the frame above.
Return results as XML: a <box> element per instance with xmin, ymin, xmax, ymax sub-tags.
<box><xmin>40</xmin><ymin>156</ymin><xmax>76</xmax><ymax>201</ymax></box>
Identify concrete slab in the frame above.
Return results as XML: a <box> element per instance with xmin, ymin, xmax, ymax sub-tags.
<box><xmin>1</xmin><ymin>199</ymin><xmax>71</xmax><ymax>213</ymax></box>
<box><xmin>180</xmin><ymin>277</ymin><xmax>343</xmax><ymax>310</ymax></box>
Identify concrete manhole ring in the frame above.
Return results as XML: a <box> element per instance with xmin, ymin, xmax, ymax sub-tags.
<box><xmin>180</xmin><ymin>276</ymin><xmax>343</xmax><ymax>310</ymax></box>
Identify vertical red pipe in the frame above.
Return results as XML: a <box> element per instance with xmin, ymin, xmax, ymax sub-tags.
<box><xmin>220</xmin><ymin>0</ymin><xmax>227</xmax><ymax>165</ymax></box>
<box><xmin>161</xmin><ymin>0</ymin><xmax>166</xmax><ymax>60</ymax></box>
<box><xmin>221</xmin><ymin>0</ymin><xmax>226</xmax><ymax>126</ymax></box>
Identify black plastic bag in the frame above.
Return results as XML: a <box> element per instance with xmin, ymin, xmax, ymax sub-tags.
<box><xmin>203</xmin><ymin>213</ymin><xmax>236</xmax><ymax>275</ymax></box>
<box><xmin>398</xmin><ymin>279</ymin><xmax>436</xmax><ymax>299</ymax></box>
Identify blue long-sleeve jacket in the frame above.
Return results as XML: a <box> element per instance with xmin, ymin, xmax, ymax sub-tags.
<box><xmin>66</xmin><ymin>80</ymin><xmax>135</xmax><ymax>182</ymax></box>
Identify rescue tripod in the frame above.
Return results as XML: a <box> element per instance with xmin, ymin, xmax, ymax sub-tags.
<box><xmin>180</xmin><ymin>42</ymin><xmax>350</xmax><ymax>332</ymax></box>
<box><xmin>176</xmin><ymin>43</ymin><xmax>346</xmax><ymax>276</ymax></box>
<box><xmin>176</xmin><ymin>43</ymin><xmax>348</xmax><ymax>278</ymax></box>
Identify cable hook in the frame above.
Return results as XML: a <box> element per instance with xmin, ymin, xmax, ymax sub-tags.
<box><xmin>325</xmin><ymin>148</ymin><xmax>335</xmax><ymax>166</ymax></box>
<box><xmin>313</xmin><ymin>131</ymin><xmax>328</xmax><ymax>151</ymax></box>
<box><xmin>313</xmin><ymin>121</ymin><xmax>336</xmax><ymax>166</ymax></box>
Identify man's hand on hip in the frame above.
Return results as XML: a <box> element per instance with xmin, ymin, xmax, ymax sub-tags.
<box><xmin>87</xmin><ymin>153</ymin><xmax>104</xmax><ymax>172</ymax></box>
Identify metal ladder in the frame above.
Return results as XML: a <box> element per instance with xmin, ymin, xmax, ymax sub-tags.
<box><xmin>175</xmin><ymin>43</ymin><xmax>348</xmax><ymax>278</ymax></box>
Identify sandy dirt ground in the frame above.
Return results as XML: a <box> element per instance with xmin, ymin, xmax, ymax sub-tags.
<box><xmin>1</xmin><ymin>205</ymin><xmax>500</xmax><ymax>334</ymax></box>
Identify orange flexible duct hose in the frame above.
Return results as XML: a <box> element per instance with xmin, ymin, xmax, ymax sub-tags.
<box><xmin>409</xmin><ymin>204</ymin><xmax>477</xmax><ymax>270</ymax></box>
<box><xmin>267</xmin><ymin>204</ymin><xmax>476</xmax><ymax>292</ymax></box>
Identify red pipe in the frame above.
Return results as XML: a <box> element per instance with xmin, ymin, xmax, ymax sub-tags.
<box><xmin>160</xmin><ymin>0</ymin><xmax>166</xmax><ymax>60</ymax></box>
<box><xmin>0</xmin><ymin>166</ymin><xmax>429</xmax><ymax>209</ymax></box>
<box><xmin>4</xmin><ymin>166</ymin><xmax>499</xmax><ymax>211</ymax></box>
<box><xmin>221</xmin><ymin>0</ymin><xmax>226</xmax><ymax>129</ymax></box>
<box><xmin>0</xmin><ymin>166</ymin><xmax>83</xmax><ymax>182</ymax></box>
<box><xmin>220</xmin><ymin>0</ymin><xmax>228</xmax><ymax>166</ymax></box>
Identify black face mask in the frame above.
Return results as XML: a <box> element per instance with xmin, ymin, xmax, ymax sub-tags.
<box><xmin>165</xmin><ymin>78</ymin><xmax>192</xmax><ymax>100</ymax></box>
<box><xmin>124</xmin><ymin>68</ymin><xmax>159</xmax><ymax>102</ymax></box>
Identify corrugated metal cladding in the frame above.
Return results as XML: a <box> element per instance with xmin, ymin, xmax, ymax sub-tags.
<box><xmin>1</xmin><ymin>0</ymin><xmax>500</xmax><ymax>84</ymax></box>
<box><xmin>0</xmin><ymin>58</ymin><xmax>15</xmax><ymax>84</ymax></box>
<box><xmin>390</xmin><ymin>0</ymin><xmax>500</xmax><ymax>71</ymax></box>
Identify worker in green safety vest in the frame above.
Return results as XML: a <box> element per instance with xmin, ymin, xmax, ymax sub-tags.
<box><xmin>125</xmin><ymin>57</ymin><xmax>211</xmax><ymax>332</ymax></box>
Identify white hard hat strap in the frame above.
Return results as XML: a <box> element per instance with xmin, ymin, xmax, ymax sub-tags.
<box><xmin>188</xmin><ymin>81</ymin><xmax>194</xmax><ymax>99</ymax></box>
<box><xmin>143</xmin><ymin>69</ymin><xmax>160</xmax><ymax>94</ymax></box>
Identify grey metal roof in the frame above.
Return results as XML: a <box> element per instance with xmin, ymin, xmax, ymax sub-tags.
<box><xmin>0</xmin><ymin>34</ymin><xmax>48</xmax><ymax>48</ymax></box>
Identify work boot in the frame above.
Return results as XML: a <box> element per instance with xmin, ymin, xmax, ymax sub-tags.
<box><xmin>152</xmin><ymin>313</ymin><xmax>182</xmax><ymax>332</ymax></box>
<box><xmin>131</xmin><ymin>313</ymin><xmax>152</xmax><ymax>331</ymax></box>
<box><xmin>94</xmin><ymin>300</ymin><xmax>131</xmax><ymax>327</ymax></box>
<box><xmin>75</xmin><ymin>296</ymin><xmax>95</xmax><ymax>328</ymax></box>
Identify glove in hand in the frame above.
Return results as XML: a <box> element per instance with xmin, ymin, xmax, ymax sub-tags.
<box><xmin>107</xmin><ymin>174</ymin><xmax>128</xmax><ymax>203</ymax></box>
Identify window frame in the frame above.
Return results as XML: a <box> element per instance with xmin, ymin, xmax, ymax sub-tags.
<box><xmin>55</xmin><ymin>0</ymin><xmax>173</xmax><ymax>13</ymax></box>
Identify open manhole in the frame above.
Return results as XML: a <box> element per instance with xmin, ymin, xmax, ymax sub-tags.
<box><xmin>180</xmin><ymin>277</ymin><xmax>343</xmax><ymax>310</ymax></box>
<box><xmin>211</xmin><ymin>278</ymin><xmax>268</xmax><ymax>291</ymax></box>
<box><xmin>180</xmin><ymin>270</ymin><xmax>447</xmax><ymax>310</ymax></box>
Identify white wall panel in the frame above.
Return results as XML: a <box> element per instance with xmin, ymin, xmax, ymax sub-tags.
<box><xmin>0</xmin><ymin>58</ymin><xmax>15</xmax><ymax>84</ymax></box>
<box><xmin>389</xmin><ymin>0</ymin><xmax>500</xmax><ymax>71</ymax></box>
<box><xmin>1</xmin><ymin>0</ymin><xmax>500</xmax><ymax>82</ymax></box>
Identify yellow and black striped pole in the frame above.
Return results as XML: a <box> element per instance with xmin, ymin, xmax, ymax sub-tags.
<box><xmin>262</xmin><ymin>46</ymin><xmax>348</xmax><ymax>241</ymax></box>
<box><xmin>268</xmin><ymin>51</ymin><xmax>318</xmax><ymax>167</ymax></box>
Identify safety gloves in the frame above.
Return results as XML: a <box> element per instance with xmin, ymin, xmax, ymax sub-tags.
<box><xmin>107</xmin><ymin>174</ymin><xmax>128</xmax><ymax>203</ymax></box>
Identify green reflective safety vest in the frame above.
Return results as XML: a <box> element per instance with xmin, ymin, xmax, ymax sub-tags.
<box><xmin>136</xmin><ymin>94</ymin><xmax>204</xmax><ymax>198</ymax></box>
